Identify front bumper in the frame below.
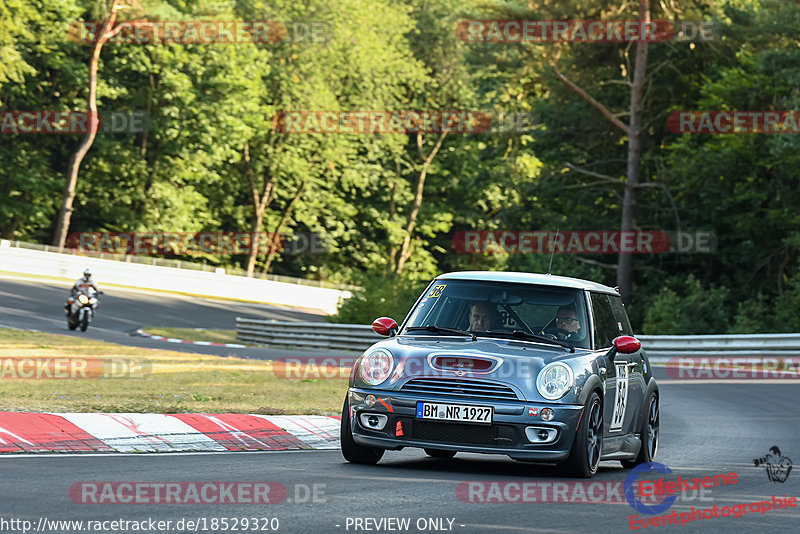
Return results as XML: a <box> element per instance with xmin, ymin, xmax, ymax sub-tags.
<box><xmin>348</xmin><ymin>388</ymin><xmax>583</xmax><ymax>462</ymax></box>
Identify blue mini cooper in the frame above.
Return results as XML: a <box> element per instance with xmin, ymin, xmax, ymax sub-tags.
<box><xmin>341</xmin><ymin>271</ymin><xmax>659</xmax><ymax>477</ymax></box>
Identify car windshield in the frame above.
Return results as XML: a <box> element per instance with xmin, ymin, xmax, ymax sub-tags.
<box><xmin>403</xmin><ymin>279</ymin><xmax>591</xmax><ymax>349</ymax></box>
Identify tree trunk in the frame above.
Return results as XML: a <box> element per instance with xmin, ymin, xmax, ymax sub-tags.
<box><xmin>395</xmin><ymin>131</ymin><xmax>448</xmax><ymax>275</ymax></box>
<box><xmin>247</xmin><ymin>211</ymin><xmax>263</xmax><ymax>277</ymax></box>
<box><xmin>617</xmin><ymin>0</ymin><xmax>650</xmax><ymax>305</ymax></box>
<box><xmin>387</xmin><ymin>163</ymin><xmax>399</xmax><ymax>273</ymax></box>
<box><xmin>53</xmin><ymin>0</ymin><xmax>122</xmax><ymax>251</ymax></box>
<box><xmin>261</xmin><ymin>181</ymin><xmax>306</xmax><ymax>274</ymax></box>
<box><xmin>243</xmin><ymin>142</ymin><xmax>275</xmax><ymax>277</ymax></box>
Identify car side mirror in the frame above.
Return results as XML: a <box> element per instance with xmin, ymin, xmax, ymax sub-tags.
<box><xmin>372</xmin><ymin>317</ymin><xmax>398</xmax><ymax>337</ymax></box>
<box><xmin>607</xmin><ymin>335</ymin><xmax>642</xmax><ymax>358</ymax></box>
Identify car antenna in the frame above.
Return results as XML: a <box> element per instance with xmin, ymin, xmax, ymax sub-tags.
<box><xmin>546</xmin><ymin>228</ymin><xmax>559</xmax><ymax>275</ymax></box>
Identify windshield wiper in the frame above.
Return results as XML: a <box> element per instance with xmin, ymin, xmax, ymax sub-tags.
<box><xmin>472</xmin><ymin>329</ymin><xmax>575</xmax><ymax>353</ymax></box>
<box><xmin>405</xmin><ymin>325</ymin><xmax>477</xmax><ymax>341</ymax></box>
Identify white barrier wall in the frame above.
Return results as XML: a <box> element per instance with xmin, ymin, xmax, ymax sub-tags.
<box><xmin>0</xmin><ymin>242</ymin><xmax>349</xmax><ymax>314</ymax></box>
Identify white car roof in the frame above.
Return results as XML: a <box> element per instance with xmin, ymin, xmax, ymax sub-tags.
<box><xmin>436</xmin><ymin>271</ymin><xmax>619</xmax><ymax>295</ymax></box>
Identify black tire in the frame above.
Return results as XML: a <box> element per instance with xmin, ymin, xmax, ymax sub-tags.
<box><xmin>424</xmin><ymin>448</ymin><xmax>457</xmax><ymax>459</ymax></box>
<box><xmin>562</xmin><ymin>391</ymin><xmax>603</xmax><ymax>478</ymax></box>
<box><xmin>340</xmin><ymin>397</ymin><xmax>384</xmax><ymax>465</ymax></box>
<box><xmin>67</xmin><ymin>316</ymin><xmax>77</xmax><ymax>330</ymax></box>
<box><xmin>621</xmin><ymin>392</ymin><xmax>659</xmax><ymax>469</ymax></box>
<box><xmin>80</xmin><ymin>315</ymin><xmax>89</xmax><ymax>332</ymax></box>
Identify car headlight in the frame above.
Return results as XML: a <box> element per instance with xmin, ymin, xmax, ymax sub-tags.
<box><xmin>360</xmin><ymin>349</ymin><xmax>393</xmax><ymax>386</ymax></box>
<box><xmin>536</xmin><ymin>362</ymin><xmax>574</xmax><ymax>400</ymax></box>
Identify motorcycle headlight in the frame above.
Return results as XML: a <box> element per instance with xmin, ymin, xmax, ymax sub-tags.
<box><xmin>536</xmin><ymin>362</ymin><xmax>574</xmax><ymax>400</ymax></box>
<box><xmin>77</xmin><ymin>294</ymin><xmax>89</xmax><ymax>305</ymax></box>
<box><xmin>360</xmin><ymin>349</ymin><xmax>393</xmax><ymax>386</ymax></box>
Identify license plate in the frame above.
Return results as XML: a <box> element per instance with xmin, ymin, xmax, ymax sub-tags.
<box><xmin>415</xmin><ymin>402</ymin><xmax>493</xmax><ymax>424</ymax></box>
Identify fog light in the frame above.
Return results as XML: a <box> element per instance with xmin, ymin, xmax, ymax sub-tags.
<box><xmin>524</xmin><ymin>426</ymin><xmax>557</xmax><ymax>443</ymax></box>
<box><xmin>359</xmin><ymin>413</ymin><xmax>388</xmax><ymax>430</ymax></box>
<box><xmin>541</xmin><ymin>408</ymin><xmax>554</xmax><ymax>421</ymax></box>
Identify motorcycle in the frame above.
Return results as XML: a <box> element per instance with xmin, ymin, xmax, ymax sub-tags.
<box><xmin>65</xmin><ymin>289</ymin><xmax>101</xmax><ymax>332</ymax></box>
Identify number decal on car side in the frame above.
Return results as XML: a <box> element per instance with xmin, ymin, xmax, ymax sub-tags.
<box><xmin>610</xmin><ymin>363</ymin><xmax>629</xmax><ymax>431</ymax></box>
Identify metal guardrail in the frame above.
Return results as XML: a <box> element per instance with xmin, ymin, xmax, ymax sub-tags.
<box><xmin>236</xmin><ymin>319</ymin><xmax>800</xmax><ymax>356</ymax></box>
<box><xmin>637</xmin><ymin>334</ymin><xmax>800</xmax><ymax>359</ymax></box>
<box><xmin>236</xmin><ymin>319</ymin><xmax>381</xmax><ymax>351</ymax></box>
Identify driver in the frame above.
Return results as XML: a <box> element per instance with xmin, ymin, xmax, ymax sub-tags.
<box><xmin>468</xmin><ymin>301</ymin><xmax>501</xmax><ymax>331</ymax></box>
<box><xmin>553</xmin><ymin>305</ymin><xmax>582</xmax><ymax>341</ymax></box>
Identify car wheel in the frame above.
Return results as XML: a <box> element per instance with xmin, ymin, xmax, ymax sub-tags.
<box><xmin>424</xmin><ymin>448</ymin><xmax>456</xmax><ymax>459</ymax></box>
<box><xmin>340</xmin><ymin>397</ymin><xmax>384</xmax><ymax>465</ymax></box>
<box><xmin>621</xmin><ymin>392</ymin><xmax>659</xmax><ymax>469</ymax></box>
<box><xmin>562</xmin><ymin>391</ymin><xmax>602</xmax><ymax>478</ymax></box>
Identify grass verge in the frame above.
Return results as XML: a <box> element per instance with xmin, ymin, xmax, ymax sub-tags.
<box><xmin>0</xmin><ymin>328</ymin><xmax>347</xmax><ymax>414</ymax></box>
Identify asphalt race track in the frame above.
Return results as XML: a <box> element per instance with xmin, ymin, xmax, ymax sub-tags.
<box><xmin>0</xmin><ymin>277</ymin><xmax>355</xmax><ymax>360</ymax></box>
<box><xmin>0</xmin><ymin>276</ymin><xmax>798</xmax><ymax>533</ymax></box>
<box><xmin>0</xmin><ymin>381</ymin><xmax>797</xmax><ymax>533</ymax></box>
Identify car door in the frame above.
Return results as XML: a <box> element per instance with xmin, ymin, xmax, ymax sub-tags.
<box><xmin>590</xmin><ymin>292</ymin><xmax>641</xmax><ymax>442</ymax></box>
<box><xmin>609</xmin><ymin>295</ymin><xmax>645</xmax><ymax>427</ymax></box>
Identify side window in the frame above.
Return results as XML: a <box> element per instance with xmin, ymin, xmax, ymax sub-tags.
<box><xmin>609</xmin><ymin>295</ymin><xmax>634</xmax><ymax>336</ymax></box>
<box><xmin>590</xmin><ymin>293</ymin><xmax>618</xmax><ymax>349</ymax></box>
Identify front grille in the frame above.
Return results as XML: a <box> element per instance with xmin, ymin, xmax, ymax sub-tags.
<box><xmin>401</xmin><ymin>418</ymin><xmax>520</xmax><ymax>447</ymax></box>
<box><xmin>400</xmin><ymin>378</ymin><xmax>519</xmax><ymax>400</ymax></box>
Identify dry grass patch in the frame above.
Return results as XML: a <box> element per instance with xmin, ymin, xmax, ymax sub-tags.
<box><xmin>0</xmin><ymin>329</ymin><xmax>347</xmax><ymax>414</ymax></box>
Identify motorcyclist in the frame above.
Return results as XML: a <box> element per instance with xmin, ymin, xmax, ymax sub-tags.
<box><xmin>65</xmin><ymin>268</ymin><xmax>99</xmax><ymax>314</ymax></box>
<box><xmin>72</xmin><ymin>268</ymin><xmax>98</xmax><ymax>295</ymax></box>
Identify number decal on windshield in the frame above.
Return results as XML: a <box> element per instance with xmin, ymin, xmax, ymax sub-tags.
<box><xmin>427</xmin><ymin>284</ymin><xmax>446</xmax><ymax>298</ymax></box>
